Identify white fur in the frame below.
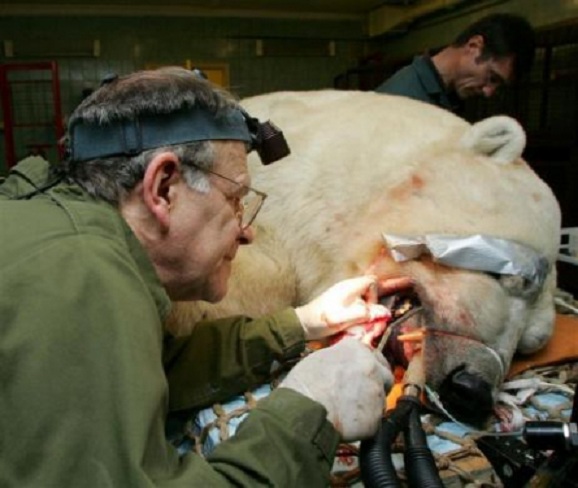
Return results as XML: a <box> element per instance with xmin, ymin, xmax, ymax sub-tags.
<box><xmin>460</xmin><ymin>116</ymin><xmax>526</xmax><ymax>165</ymax></box>
<box><xmin>168</xmin><ymin>91</ymin><xmax>561</xmax><ymax>407</ymax></box>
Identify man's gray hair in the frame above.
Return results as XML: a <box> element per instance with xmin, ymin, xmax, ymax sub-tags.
<box><xmin>65</xmin><ymin>142</ymin><xmax>214</xmax><ymax>205</ymax></box>
<box><xmin>57</xmin><ymin>66</ymin><xmax>240</xmax><ymax>204</ymax></box>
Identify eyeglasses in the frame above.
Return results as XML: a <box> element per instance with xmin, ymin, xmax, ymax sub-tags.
<box><xmin>189</xmin><ymin>163</ymin><xmax>268</xmax><ymax>230</ymax></box>
<box><xmin>483</xmin><ymin>57</ymin><xmax>512</xmax><ymax>90</ymax></box>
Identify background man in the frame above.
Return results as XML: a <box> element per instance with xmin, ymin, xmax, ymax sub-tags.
<box><xmin>375</xmin><ymin>13</ymin><xmax>536</xmax><ymax>113</ymax></box>
<box><xmin>0</xmin><ymin>67</ymin><xmax>410</xmax><ymax>486</ymax></box>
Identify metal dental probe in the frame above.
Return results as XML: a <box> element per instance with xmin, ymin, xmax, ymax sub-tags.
<box><xmin>376</xmin><ymin>304</ymin><xmax>424</xmax><ymax>354</ymax></box>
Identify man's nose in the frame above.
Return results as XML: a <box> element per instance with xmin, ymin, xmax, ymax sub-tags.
<box><xmin>238</xmin><ymin>225</ymin><xmax>255</xmax><ymax>245</ymax></box>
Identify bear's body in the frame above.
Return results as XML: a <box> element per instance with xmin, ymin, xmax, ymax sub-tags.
<box><xmin>170</xmin><ymin>90</ymin><xmax>561</xmax><ymax>425</ymax></box>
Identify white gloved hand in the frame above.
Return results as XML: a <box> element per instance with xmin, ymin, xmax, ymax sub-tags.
<box><xmin>295</xmin><ymin>275</ymin><xmax>412</xmax><ymax>340</ymax></box>
<box><xmin>279</xmin><ymin>337</ymin><xmax>394</xmax><ymax>441</ymax></box>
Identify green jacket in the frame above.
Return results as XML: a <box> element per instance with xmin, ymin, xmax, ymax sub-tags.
<box><xmin>0</xmin><ymin>157</ymin><xmax>339</xmax><ymax>487</ymax></box>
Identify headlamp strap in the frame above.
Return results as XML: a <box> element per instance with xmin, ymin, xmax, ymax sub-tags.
<box><xmin>69</xmin><ymin>107</ymin><xmax>252</xmax><ymax>162</ymax></box>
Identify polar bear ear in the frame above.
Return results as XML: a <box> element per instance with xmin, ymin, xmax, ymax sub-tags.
<box><xmin>460</xmin><ymin>115</ymin><xmax>526</xmax><ymax>165</ymax></box>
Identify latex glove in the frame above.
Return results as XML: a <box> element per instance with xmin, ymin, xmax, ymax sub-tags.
<box><xmin>279</xmin><ymin>337</ymin><xmax>393</xmax><ymax>441</ymax></box>
<box><xmin>295</xmin><ymin>275</ymin><xmax>412</xmax><ymax>340</ymax></box>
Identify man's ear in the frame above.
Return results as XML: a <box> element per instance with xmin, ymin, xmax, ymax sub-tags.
<box><xmin>142</xmin><ymin>152</ymin><xmax>181</xmax><ymax>231</ymax></box>
<box><xmin>467</xmin><ymin>34</ymin><xmax>485</xmax><ymax>56</ymax></box>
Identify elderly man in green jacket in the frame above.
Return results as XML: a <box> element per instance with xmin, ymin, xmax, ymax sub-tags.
<box><xmin>0</xmin><ymin>67</ymin><xmax>409</xmax><ymax>487</ymax></box>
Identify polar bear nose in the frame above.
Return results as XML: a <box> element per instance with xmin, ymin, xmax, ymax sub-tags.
<box><xmin>438</xmin><ymin>366</ymin><xmax>494</xmax><ymax>427</ymax></box>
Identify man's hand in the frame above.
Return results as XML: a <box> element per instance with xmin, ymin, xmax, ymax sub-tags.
<box><xmin>279</xmin><ymin>338</ymin><xmax>394</xmax><ymax>441</ymax></box>
<box><xmin>295</xmin><ymin>275</ymin><xmax>412</xmax><ymax>340</ymax></box>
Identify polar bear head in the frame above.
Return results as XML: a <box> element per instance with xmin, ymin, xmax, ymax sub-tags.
<box><xmin>170</xmin><ymin>90</ymin><xmax>561</xmax><ymax>426</ymax></box>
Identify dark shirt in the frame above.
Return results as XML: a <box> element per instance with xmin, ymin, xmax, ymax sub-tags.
<box><xmin>375</xmin><ymin>55</ymin><xmax>462</xmax><ymax>113</ymax></box>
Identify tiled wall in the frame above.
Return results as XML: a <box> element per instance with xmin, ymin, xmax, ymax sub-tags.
<box><xmin>0</xmin><ymin>15</ymin><xmax>366</xmax><ymax>172</ymax></box>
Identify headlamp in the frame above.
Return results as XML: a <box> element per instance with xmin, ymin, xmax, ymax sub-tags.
<box><xmin>68</xmin><ymin>105</ymin><xmax>290</xmax><ymax>165</ymax></box>
<box><xmin>241</xmin><ymin>109</ymin><xmax>290</xmax><ymax>165</ymax></box>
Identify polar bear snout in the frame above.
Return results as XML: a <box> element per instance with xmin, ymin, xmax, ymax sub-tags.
<box><xmin>437</xmin><ymin>366</ymin><xmax>494</xmax><ymax>427</ymax></box>
<box><xmin>421</xmin><ymin>322</ymin><xmax>505</xmax><ymax>426</ymax></box>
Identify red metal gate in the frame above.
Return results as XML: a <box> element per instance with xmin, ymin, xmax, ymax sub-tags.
<box><xmin>0</xmin><ymin>61</ymin><xmax>64</xmax><ymax>169</ymax></box>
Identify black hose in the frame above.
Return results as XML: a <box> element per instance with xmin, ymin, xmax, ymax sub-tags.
<box><xmin>403</xmin><ymin>403</ymin><xmax>444</xmax><ymax>488</ymax></box>
<box><xmin>359</xmin><ymin>398</ymin><xmax>414</xmax><ymax>488</ymax></box>
<box><xmin>360</xmin><ymin>394</ymin><xmax>444</xmax><ymax>488</ymax></box>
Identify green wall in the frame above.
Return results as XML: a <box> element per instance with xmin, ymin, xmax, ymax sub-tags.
<box><xmin>0</xmin><ymin>14</ymin><xmax>366</xmax><ymax>172</ymax></box>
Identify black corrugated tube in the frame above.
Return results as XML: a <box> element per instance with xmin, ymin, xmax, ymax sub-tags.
<box><xmin>359</xmin><ymin>397</ymin><xmax>415</xmax><ymax>488</ymax></box>
<box><xmin>403</xmin><ymin>402</ymin><xmax>444</xmax><ymax>488</ymax></box>
<box><xmin>359</xmin><ymin>395</ymin><xmax>443</xmax><ymax>488</ymax></box>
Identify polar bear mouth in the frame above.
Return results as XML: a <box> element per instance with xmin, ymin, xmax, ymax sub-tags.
<box><xmin>378</xmin><ymin>291</ymin><xmax>423</xmax><ymax>369</ymax></box>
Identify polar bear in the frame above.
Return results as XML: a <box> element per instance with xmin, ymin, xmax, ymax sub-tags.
<box><xmin>169</xmin><ymin>90</ymin><xmax>561</xmax><ymax>426</ymax></box>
